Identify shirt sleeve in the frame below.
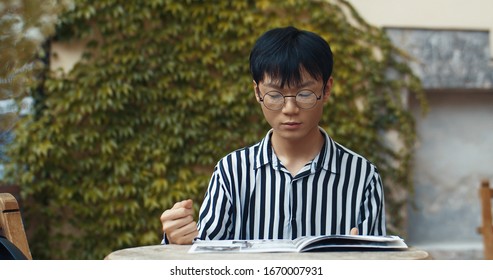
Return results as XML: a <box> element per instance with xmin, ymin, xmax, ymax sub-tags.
<box><xmin>358</xmin><ymin>166</ymin><xmax>387</xmax><ymax>236</ymax></box>
<box><xmin>196</xmin><ymin>163</ymin><xmax>233</xmax><ymax>240</ymax></box>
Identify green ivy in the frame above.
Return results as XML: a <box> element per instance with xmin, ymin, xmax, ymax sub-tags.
<box><xmin>5</xmin><ymin>0</ymin><xmax>426</xmax><ymax>259</ymax></box>
<box><xmin>0</xmin><ymin>0</ymin><xmax>59</xmax><ymax>152</ymax></box>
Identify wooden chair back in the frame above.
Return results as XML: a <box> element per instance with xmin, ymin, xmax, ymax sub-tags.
<box><xmin>0</xmin><ymin>193</ymin><xmax>32</xmax><ymax>259</ymax></box>
<box><xmin>478</xmin><ymin>180</ymin><xmax>493</xmax><ymax>260</ymax></box>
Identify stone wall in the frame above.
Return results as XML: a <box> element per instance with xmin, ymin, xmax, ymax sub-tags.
<box><xmin>386</xmin><ymin>28</ymin><xmax>493</xmax><ymax>259</ymax></box>
<box><xmin>386</xmin><ymin>29</ymin><xmax>493</xmax><ymax>89</ymax></box>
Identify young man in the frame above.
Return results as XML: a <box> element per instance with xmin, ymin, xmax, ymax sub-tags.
<box><xmin>160</xmin><ymin>26</ymin><xmax>386</xmax><ymax>245</ymax></box>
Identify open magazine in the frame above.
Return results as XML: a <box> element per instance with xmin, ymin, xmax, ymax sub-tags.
<box><xmin>188</xmin><ymin>235</ymin><xmax>408</xmax><ymax>253</ymax></box>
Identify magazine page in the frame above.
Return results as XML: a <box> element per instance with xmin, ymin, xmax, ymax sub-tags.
<box><xmin>295</xmin><ymin>235</ymin><xmax>408</xmax><ymax>252</ymax></box>
<box><xmin>188</xmin><ymin>239</ymin><xmax>299</xmax><ymax>254</ymax></box>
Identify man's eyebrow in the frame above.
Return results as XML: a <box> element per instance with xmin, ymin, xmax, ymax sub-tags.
<box><xmin>262</xmin><ymin>80</ymin><xmax>317</xmax><ymax>89</ymax></box>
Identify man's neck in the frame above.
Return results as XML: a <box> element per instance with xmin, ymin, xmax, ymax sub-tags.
<box><xmin>270</xmin><ymin>128</ymin><xmax>325</xmax><ymax>176</ymax></box>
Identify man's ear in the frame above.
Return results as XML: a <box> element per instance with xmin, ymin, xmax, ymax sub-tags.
<box><xmin>323</xmin><ymin>77</ymin><xmax>333</xmax><ymax>103</ymax></box>
<box><xmin>253</xmin><ymin>80</ymin><xmax>261</xmax><ymax>102</ymax></box>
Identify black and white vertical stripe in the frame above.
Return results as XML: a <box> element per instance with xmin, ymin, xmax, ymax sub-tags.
<box><xmin>197</xmin><ymin>128</ymin><xmax>386</xmax><ymax>240</ymax></box>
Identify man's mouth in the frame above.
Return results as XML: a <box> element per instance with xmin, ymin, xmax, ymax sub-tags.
<box><xmin>282</xmin><ymin>122</ymin><xmax>302</xmax><ymax>128</ymax></box>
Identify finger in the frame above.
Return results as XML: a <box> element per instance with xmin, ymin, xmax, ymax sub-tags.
<box><xmin>182</xmin><ymin>199</ymin><xmax>193</xmax><ymax>209</ymax></box>
<box><xmin>350</xmin><ymin>227</ymin><xmax>359</xmax><ymax>235</ymax></box>
<box><xmin>161</xmin><ymin>207</ymin><xmax>194</xmax><ymax>222</ymax></box>
<box><xmin>174</xmin><ymin>230</ymin><xmax>199</xmax><ymax>245</ymax></box>
<box><xmin>168</xmin><ymin>221</ymin><xmax>198</xmax><ymax>244</ymax></box>
<box><xmin>162</xmin><ymin>214</ymin><xmax>193</xmax><ymax>232</ymax></box>
<box><xmin>162</xmin><ymin>214</ymin><xmax>194</xmax><ymax>233</ymax></box>
<box><xmin>169</xmin><ymin>220</ymin><xmax>197</xmax><ymax>239</ymax></box>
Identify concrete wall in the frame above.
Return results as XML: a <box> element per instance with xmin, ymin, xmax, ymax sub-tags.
<box><xmin>345</xmin><ymin>0</ymin><xmax>493</xmax><ymax>259</ymax></box>
<box><xmin>408</xmin><ymin>90</ymin><xmax>493</xmax><ymax>258</ymax></box>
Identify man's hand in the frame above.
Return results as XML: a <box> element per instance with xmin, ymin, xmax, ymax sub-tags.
<box><xmin>160</xmin><ymin>199</ymin><xmax>198</xmax><ymax>245</ymax></box>
<box><xmin>350</xmin><ymin>227</ymin><xmax>359</xmax><ymax>235</ymax></box>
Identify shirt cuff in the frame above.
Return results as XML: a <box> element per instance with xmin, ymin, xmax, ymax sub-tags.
<box><xmin>161</xmin><ymin>233</ymin><xmax>170</xmax><ymax>245</ymax></box>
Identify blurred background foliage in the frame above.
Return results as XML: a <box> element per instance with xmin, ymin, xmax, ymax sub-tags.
<box><xmin>0</xmin><ymin>0</ymin><xmax>59</xmax><ymax>167</ymax></box>
<box><xmin>2</xmin><ymin>0</ymin><xmax>426</xmax><ymax>259</ymax></box>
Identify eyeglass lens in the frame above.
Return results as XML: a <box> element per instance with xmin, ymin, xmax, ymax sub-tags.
<box><xmin>263</xmin><ymin>91</ymin><xmax>318</xmax><ymax>110</ymax></box>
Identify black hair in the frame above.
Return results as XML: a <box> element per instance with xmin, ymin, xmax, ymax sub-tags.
<box><xmin>249</xmin><ymin>26</ymin><xmax>333</xmax><ymax>88</ymax></box>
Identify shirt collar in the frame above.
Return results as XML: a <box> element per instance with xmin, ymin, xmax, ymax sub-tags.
<box><xmin>253</xmin><ymin>127</ymin><xmax>339</xmax><ymax>174</ymax></box>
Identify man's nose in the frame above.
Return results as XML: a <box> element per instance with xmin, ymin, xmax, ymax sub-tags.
<box><xmin>282</xmin><ymin>96</ymin><xmax>299</xmax><ymax>113</ymax></box>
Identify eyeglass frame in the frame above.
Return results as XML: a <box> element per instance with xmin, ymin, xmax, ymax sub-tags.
<box><xmin>255</xmin><ymin>85</ymin><xmax>326</xmax><ymax>111</ymax></box>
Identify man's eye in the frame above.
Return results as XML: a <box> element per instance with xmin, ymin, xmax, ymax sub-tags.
<box><xmin>268</xmin><ymin>93</ymin><xmax>283</xmax><ymax>99</ymax></box>
<box><xmin>298</xmin><ymin>91</ymin><xmax>313</xmax><ymax>98</ymax></box>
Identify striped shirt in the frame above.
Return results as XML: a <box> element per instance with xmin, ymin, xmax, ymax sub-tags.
<box><xmin>196</xmin><ymin>127</ymin><xmax>386</xmax><ymax>241</ymax></box>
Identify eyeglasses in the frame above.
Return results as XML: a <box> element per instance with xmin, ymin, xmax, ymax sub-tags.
<box><xmin>257</xmin><ymin>88</ymin><xmax>323</xmax><ymax>111</ymax></box>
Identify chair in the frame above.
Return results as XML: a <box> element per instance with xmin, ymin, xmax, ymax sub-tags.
<box><xmin>0</xmin><ymin>193</ymin><xmax>32</xmax><ymax>259</ymax></box>
<box><xmin>478</xmin><ymin>180</ymin><xmax>493</xmax><ymax>260</ymax></box>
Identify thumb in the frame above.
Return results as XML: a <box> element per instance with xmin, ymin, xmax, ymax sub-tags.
<box><xmin>350</xmin><ymin>227</ymin><xmax>359</xmax><ymax>235</ymax></box>
<box><xmin>171</xmin><ymin>199</ymin><xmax>193</xmax><ymax>209</ymax></box>
<box><xmin>182</xmin><ymin>199</ymin><xmax>193</xmax><ymax>209</ymax></box>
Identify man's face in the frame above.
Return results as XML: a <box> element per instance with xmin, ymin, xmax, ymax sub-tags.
<box><xmin>254</xmin><ymin>68</ymin><xmax>332</xmax><ymax>142</ymax></box>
